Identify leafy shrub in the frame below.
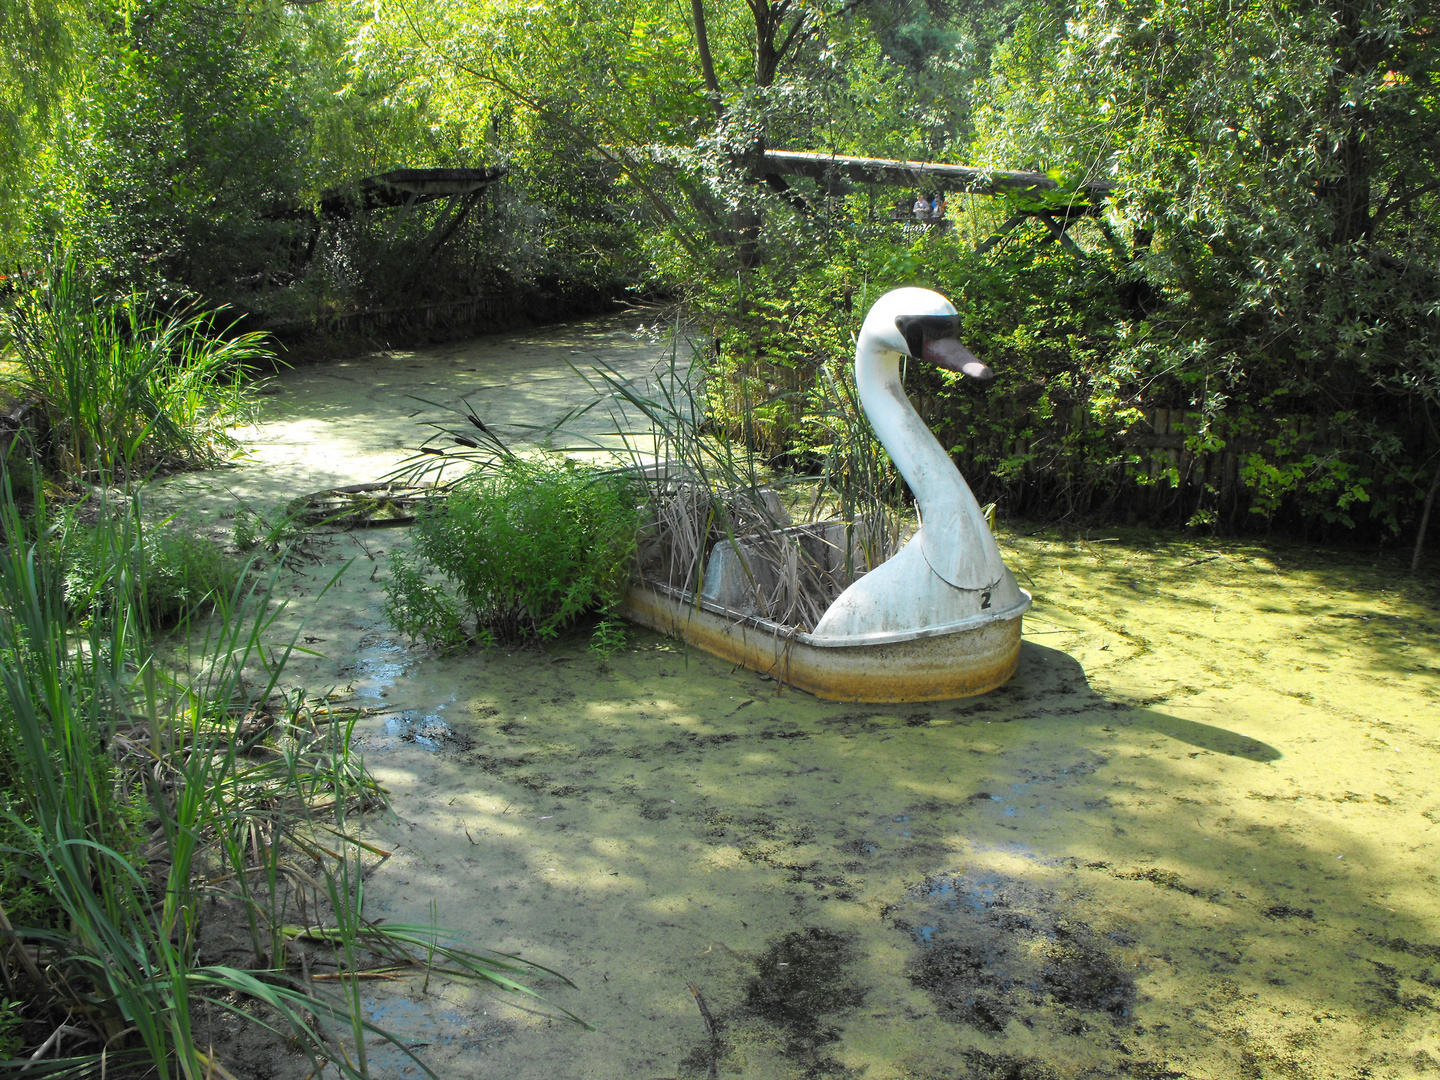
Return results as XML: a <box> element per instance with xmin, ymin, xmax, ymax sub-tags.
<box><xmin>385</xmin><ymin>456</ymin><xmax>640</xmax><ymax>652</ymax></box>
<box><xmin>59</xmin><ymin>512</ymin><xmax>243</xmax><ymax>629</ymax></box>
<box><xmin>0</xmin><ymin>999</ymin><xmax>21</xmax><ymax>1059</ymax></box>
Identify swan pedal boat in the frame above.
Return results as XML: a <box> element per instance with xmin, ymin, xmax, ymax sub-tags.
<box><xmin>619</xmin><ymin>287</ymin><xmax>1031</xmax><ymax>703</ymax></box>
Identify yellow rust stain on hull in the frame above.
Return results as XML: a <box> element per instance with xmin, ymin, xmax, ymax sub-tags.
<box><xmin>618</xmin><ymin>583</ymin><xmax>1021</xmax><ymax>702</ymax></box>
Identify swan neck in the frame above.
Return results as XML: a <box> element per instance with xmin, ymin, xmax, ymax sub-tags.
<box><xmin>854</xmin><ymin>335</ymin><xmax>966</xmax><ymax>516</ymax></box>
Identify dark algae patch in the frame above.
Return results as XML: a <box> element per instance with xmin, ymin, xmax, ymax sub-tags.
<box><xmin>949</xmin><ymin>1049</ymin><xmax>1061</xmax><ymax>1080</ymax></box>
<box><xmin>680</xmin><ymin>926</ymin><xmax>869</xmax><ymax>1079</ymax></box>
<box><xmin>1037</xmin><ymin>920</ymin><xmax>1134</xmax><ymax>1016</ymax></box>
<box><xmin>892</xmin><ymin>871</ymin><xmax>1135</xmax><ymax>1033</ymax></box>
<box><xmin>379</xmin><ymin>710</ymin><xmax>475</xmax><ymax>753</ymax></box>
<box><xmin>1262</xmin><ymin>904</ymin><xmax>1315</xmax><ymax>920</ymax></box>
<box><xmin>744</xmin><ymin>927</ymin><xmax>866</xmax><ymax>1073</ymax></box>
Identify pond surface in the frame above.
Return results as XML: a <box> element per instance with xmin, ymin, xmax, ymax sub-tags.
<box><xmin>155</xmin><ymin>317</ymin><xmax>1440</xmax><ymax>1080</ymax></box>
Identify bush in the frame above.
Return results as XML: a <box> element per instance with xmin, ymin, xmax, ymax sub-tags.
<box><xmin>385</xmin><ymin>456</ymin><xmax>640</xmax><ymax>652</ymax></box>
<box><xmin>58</xmin><ymin>511</ymin><xmax>243</xmax><ymax>629</ymax></box>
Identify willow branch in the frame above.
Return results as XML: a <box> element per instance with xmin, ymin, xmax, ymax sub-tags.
<box><xmin>389</xmin><ymin>0</ymin><xmax>705</xmax><ymax>259</ymax></box>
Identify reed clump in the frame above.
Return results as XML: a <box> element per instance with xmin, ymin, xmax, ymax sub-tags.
<box><xmin>0</xmin><ymin>256</ymin><xmax>270</xmax><ymax>479</ymax></box>
<box><xmin>0</xmin><ymin>478</ymin><xmax>580</xmax><ymax>1078</ymax></box>
<box><xmin>563</xmin><ymin>331</ymin><xmax>906</xmax><ymax>632</ymax></box>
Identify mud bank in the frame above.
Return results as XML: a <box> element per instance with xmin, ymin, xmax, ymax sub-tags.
<box><xmin>154</xmin><ymin>319</ymin><xmax>1440</xmax><ymax>1079</ymax></box>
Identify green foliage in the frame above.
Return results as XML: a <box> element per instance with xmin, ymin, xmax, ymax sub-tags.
<box><xmin>58</xmin><ymin>513</ymin><xmax>242</xmax><ymax>629</ymax></box>
<box><xmin>0</xmin><ymin>479</ymin><xmax>580</xmax><ymax>1074</ymax></box>
<box><xmin>384</xmin><ymin>553</ymin><xmax>468</xmax><ymax>652</ymax></box>
<box><xmin>3</xmin><ymin>0</ymin><xmax>1438</xmax><ymax>543</ymax></box>
<box><xmin>0</xmin><ymin>0</ymin><xmax>75</xmax><ymax>251</ymax></box>
<box><xmin>963</xmin><ymin>0</ymin><xmax>1440</xmax><ymax>534</ymax></box>
<box><xmin>30</xmin><ymin>0</ymin><xmax>314</xmax><ymax>294</ymax></box>
<box><xmin>0</xmin><ymin>257</ymin><xmax>270</xmax><ymax>477</ymax></box>
<box><xmin>230</xmin><ymin>506</ymin><xmax>267</xmax><ymax>553</ymax></box>
<box><xmin>386</xmin><ymin>456</ymin><xmax>640</xmax><ymax>651</ymax></box>
<box><xmin>0</xmin><ymin>998</ymin><xmax>20</xmax><ymax>1058</ymax></box>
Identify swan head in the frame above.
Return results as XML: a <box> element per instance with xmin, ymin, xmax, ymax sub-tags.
<box><xmin>859</xmin><ymin>287</ymin><xmax>993</xmax><ymax>381</ymax></box>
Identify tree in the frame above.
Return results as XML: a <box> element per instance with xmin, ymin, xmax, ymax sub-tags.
<box><xmin>974</xmin><ymin>0</ymin><xmax>1440</xmax><ymax>534</ymax></box>
<box><xmin>0</xmin><ymin>0</ymin><xmax>80</xmax><ymax>253</ymax></box>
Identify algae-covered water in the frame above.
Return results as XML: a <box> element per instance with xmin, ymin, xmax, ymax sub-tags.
<box><xmin>155</xmin><ymin>318</ymin><xmax>1440</xmax><ymax>1079</ymax></box>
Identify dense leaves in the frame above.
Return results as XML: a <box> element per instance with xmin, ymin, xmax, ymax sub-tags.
<box><xmin>0</xmin><ymin>0</ymin><xmax>1436</xmax><ymax>542</ymax></box>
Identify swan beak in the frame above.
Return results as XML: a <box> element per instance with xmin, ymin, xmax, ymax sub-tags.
<box><xmin>922</xmin><ymin>336</ymin><xmax>994</xmax><ymax>381</ymax></box>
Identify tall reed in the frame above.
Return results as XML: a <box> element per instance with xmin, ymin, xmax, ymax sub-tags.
<box><xmin>0</xmin><ymin>479</ymin><xmax>582</xmax><ymax>1079</ymax></box>
<box><xmin>0</xmin><ymin>256</ymin><xmax>269</xmax><ymax>478</ymax></box>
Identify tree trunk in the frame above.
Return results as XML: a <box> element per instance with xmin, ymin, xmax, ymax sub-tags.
<box><xmin>1412</xmin><ymin>461</ymin><xmax>1440</xmax><ymax>574</ymax></box>
<box><xmin>1319</xmin><ymin>0</ymin><xmax>1394</xmax><ymax>245</ymax></box>
<box><xmin>732</xmin><ymin>1</ymin><xmax>810</xmax><ymax>266</ymax></box>
<box><xmin>690</xmin><ymin>0</ymin><xmax>722</xmax><ymax>115</ymax></box>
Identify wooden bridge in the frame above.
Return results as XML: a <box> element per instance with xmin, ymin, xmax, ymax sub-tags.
<box><xmin>760</xmin><ymin>150</ymin><xmax>1113</xmax><ymax>256</ymax></box>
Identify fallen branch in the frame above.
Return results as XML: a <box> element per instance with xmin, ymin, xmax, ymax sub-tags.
<box><xmin>687</xmin><ymin>982</ymin><xmax>720</xmax><ymax>1080</ymax></box>
<box><xmin>23</xmin><ymin>1022</ymin><xmax>92</xmax><ymax>1067</ymax></box>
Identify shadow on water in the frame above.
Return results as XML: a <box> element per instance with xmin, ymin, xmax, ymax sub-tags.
<box><xmin>1002</xmin><ymin>641</ymin><xmax>1282</xmax><ymax>762</ymax></box>
<box><xmin>306</xmin><ymin>587</ymin><xmax>1435</xmax><ymax>1080</ymax></box>
<box><xmin>1129</xmin><ymin>709</ymin><xmax>1279</xmax><ymax>762</ymax></box>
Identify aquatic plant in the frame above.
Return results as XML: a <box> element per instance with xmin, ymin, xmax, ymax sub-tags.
<box><xmin>0</xmin><ymin>480</ymin><xmax>582</xmax><ymax>1077</ymax></box>
<box><xmin>0</xmin><ymin>255</ymin><xmax>270</xmax><ymax>478</ymax></box>
<box><xmin>385</xmin><ymin>453</ymin><xmax>640</xmax><ymax>652</ymax></box>
<box><xmin>57</xmin><ymin>510</ymin><xmax>243</xmax><ymax>629</ymax></box>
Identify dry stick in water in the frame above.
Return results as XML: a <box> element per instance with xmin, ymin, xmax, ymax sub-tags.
<box><xmin>687</xmin><ymin>982</ymin><xmax>721</xmax><ymax>1080</ymax></box>
<box><xmin>23</xmin><ymin>1015</ymin><xmax>91</xmax><ymax>1066</ymax></box>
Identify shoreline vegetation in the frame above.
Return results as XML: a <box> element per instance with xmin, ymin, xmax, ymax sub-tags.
<box><xmin>0</xmin><ymin>0</ymin><xmax>1437</xmax><ymax>1070</ymax></box>
<box><xmin>0</xmin><ymin>478</ymin><xmax>586</xmax><ymax>1077</ymax></box>
<box><xmin>0</xmin><ymin>273</ymin><xmax>592</xmax><ymax>1073</ymax></box>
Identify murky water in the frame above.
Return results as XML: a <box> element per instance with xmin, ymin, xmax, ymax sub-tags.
<box><xmin>154</xmin><ymin>318</ymin><xmax>1440</xmax><ymax>1079</ymax></box>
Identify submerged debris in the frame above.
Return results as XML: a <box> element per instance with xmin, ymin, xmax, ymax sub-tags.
<box><xmin>288</xmin><ymin>481</ymin><xmax>443</xmax><ymax>527</ymax></box>
<box><xmin>380</xmin><ymin>710</ymin><xmax>475</xmax><ymax>753</ymax></box>
<box><xmin>890</xmin><ymin>870</ymin><xmax>1136</xmax><ymax>1034</ymax></box>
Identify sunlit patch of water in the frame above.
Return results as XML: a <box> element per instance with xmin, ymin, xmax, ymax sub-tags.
<box><xmin>363</xmin><ymin>996</ymin><xmax>512</xmax><ymax>1076</ymax></box>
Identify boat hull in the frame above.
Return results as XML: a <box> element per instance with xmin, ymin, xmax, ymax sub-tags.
<box><xmin>619</xmin><ymin>580</ymin><xmax>1028</xmax><ymax>703</ymax></box>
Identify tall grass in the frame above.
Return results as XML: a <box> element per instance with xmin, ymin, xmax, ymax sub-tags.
<box><xmin>0</xmin><ymin>257</ymin><xmax>270</xmax><ymax>478</ymax></box>
<box><xmin>560</xmin><ymin>329</ymin><xmax>904</xmax><ymax>631</ymax></box>
<box><xmin>0</xmin><ymin>478</ymin><xmax>583</xmax><ymax>1078</ymax></box>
